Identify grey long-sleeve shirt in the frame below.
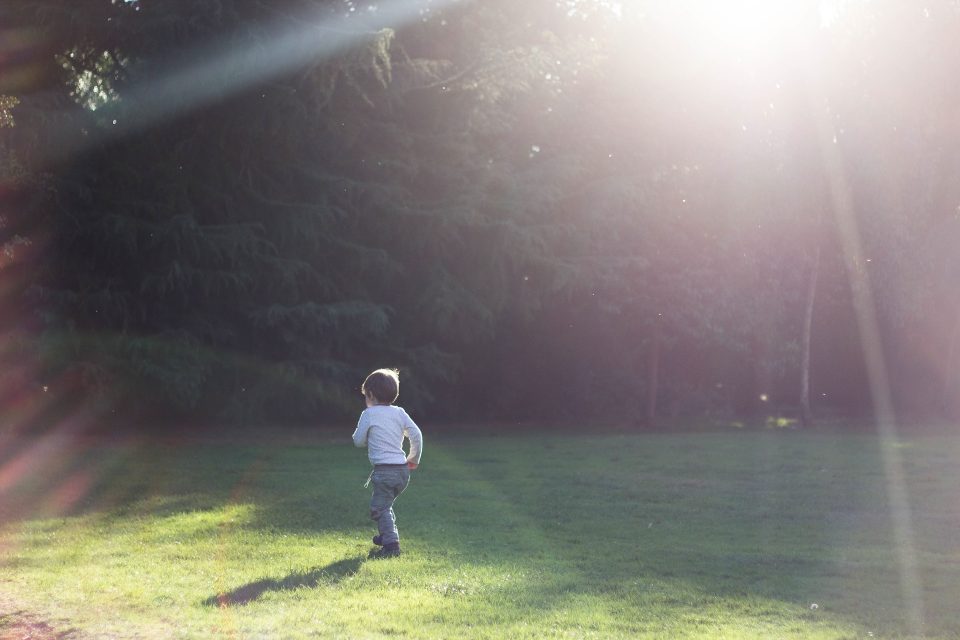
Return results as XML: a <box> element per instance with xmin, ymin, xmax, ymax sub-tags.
<box><xmin>352</xmin><ymin>404</ymin><xmax>423</xmax><ymax>466</ymax></box>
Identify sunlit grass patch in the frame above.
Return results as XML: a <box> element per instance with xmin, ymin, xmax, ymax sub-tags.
<box><xmin>0</xmin><ymin>430</ymin><xmax>958</xmax><ymax>638</ymax></box>
<box><xmin>766</xmin><ymin>416</ymin><xmax>799</xmax><ymax>429</ymax></box>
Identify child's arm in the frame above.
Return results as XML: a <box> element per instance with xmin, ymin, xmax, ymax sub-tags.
<box><xmin>352</xmin><ymin>411</ymin><xmax>371</xmax><ymax>448</ymax></box>
<box><xmin>401</xmin><ymin>409</ymin><xmax>423</xmax><ymax>468</ymax></box>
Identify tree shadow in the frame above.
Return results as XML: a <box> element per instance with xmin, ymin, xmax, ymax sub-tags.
<box><xmin>202</xmin><ymin>556</ymin><xmax>363</xmax><ymax>607</ymax></box>
<box><xmin>0</xmin><ymin>609</ymin><xmax>81</xmax><ymax>639</ymax></box>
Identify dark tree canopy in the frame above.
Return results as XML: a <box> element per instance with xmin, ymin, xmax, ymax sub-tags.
<box><xmin>2</xmin><ymin>0</ymin><xmax>959</xmax><ymax>429</ymax></box>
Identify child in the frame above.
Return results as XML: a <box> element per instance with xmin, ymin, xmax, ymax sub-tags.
<box><xmin>352</xmin><ymin>368</ymin><xmax>423</xmax><ymax>557</ymax></box>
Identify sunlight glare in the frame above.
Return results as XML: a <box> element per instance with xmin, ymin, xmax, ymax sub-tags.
<box><xmin>819</xmin><ymin>2</ymin><xmax>841</xmax><ymax>29</ymax></box>
<box><xmin>682</xmin><ymin>0</ymin><xmax>810</xmax><ymax>50</ymax></box>
<box><xmin>649</xmin><ymin>0</ymin><xmax>838</xmax><ymax>58</ymax></box>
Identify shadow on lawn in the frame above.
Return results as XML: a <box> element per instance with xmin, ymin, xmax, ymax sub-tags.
<box><xmin>203</xmin><ymin>557</ymin><xmax>363</xmax><ymax>607</ymax></box>
<box><xmin>0</xmin><ymin>609</ymin><xmax>80</xmax><ymax>640</ymax></box>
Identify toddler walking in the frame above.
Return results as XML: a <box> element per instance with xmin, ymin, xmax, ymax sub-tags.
<box><xmin>352</xmin><ymin>368</ymin><xmax>423</xmax><ymax>557</ymax></box>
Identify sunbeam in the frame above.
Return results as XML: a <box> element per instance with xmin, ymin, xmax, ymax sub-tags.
<box><xmin>810</xmin><ymin>71</ymin><xmax>926</xmax><ymax>638</ymax></box>
<box><xmin>27</xmin><ymin>0</ymin><xmax>467</xmax><ymax>169</ymax></box>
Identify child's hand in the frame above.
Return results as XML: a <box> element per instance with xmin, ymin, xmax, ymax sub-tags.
<box><xmin>407</xmin><ymin>460</ymin><xmax>418</xmax><ymax>470</ymax></box>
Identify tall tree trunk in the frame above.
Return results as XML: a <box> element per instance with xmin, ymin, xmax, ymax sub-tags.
<box><xmin>941</xmin><ymin>303</ymin><xmax>960</xmax><ymax>419</ymax></box>
<box><xmin>800</xmin><ymin>243</ymin><xmax>821</xmax><ymax>427</ymax></box>
<box><xmin>750</xmin><ymin>327</ymin><xmax>773</xmax><ymax>426</ymax></box>
<box><xmin>645</xmin><ymin>316</ymin><xmax>662</xmax><ymax>428</ymax></box>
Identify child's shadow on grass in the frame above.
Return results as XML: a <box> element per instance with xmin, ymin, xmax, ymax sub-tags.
<box><xmin>203</xmin><ymin>557</ymin><xmax>363</xmax><ymax>607</ymax></box>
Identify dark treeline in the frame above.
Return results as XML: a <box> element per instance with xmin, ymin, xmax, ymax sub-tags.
<box><xmin>1</xmin><ymin>0</ymin><xmax>959</xmax><ymax>429</ymax></box>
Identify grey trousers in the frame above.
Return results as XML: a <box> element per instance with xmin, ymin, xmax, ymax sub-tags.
<box><xmin>369</xmin><ymin>465</ymin><xmax>410</xmax><ymax>545</ymax></box>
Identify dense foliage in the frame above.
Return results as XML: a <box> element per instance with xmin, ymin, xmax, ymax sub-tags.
<box><xmin>2</xmin><ymin>0</ymin><xmax>959</xmax><ymax>427</ymax></box>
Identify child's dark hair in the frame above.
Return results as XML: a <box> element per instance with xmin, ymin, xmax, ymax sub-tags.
<box><xmin>362</xmin><ymin>368</ymin><xmax>400</xmax><ymax>404</ymax></box>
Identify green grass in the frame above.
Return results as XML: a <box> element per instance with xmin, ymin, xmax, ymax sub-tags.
<box><xmin>1</xmin><ymin>429</ymin><xmax>959</xmax><ymax>638</ymax></box>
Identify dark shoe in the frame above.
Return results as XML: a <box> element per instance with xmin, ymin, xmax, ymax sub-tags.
<box><xmin>372</xmin><ymin>535</ymin><xmax>384</xmax><ymax>546</ymax></box>
<box><xmin>368</xmin><ymin>542</ymin><xmax>401</xmax><ymax>559</ymax></box>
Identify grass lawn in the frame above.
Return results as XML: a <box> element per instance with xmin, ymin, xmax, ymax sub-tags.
<box><xmin>0</xmin><ymin>427</ymin><xmax>958</xmax><ymax>639</ymax></box>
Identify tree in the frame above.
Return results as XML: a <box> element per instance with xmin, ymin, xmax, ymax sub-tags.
<box><xmin>8</xmin><ymin>0</ymin><xmax>601</xmax><ymax>423</ymax></box>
